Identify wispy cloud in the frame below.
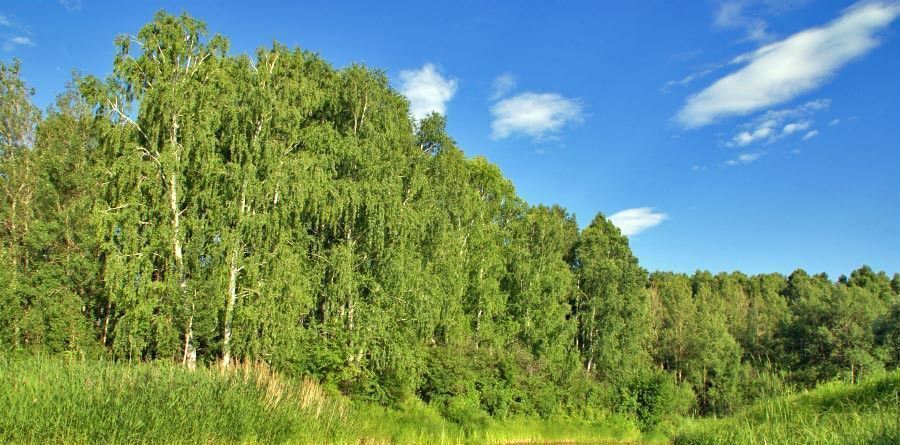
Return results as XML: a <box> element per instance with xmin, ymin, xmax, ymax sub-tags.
<box><xmin>398</xmin><ymin>63</ymin><xmax>458</xmax><ymax>121</ymax></box>
<box><xmin>802</xmin><ymin>130</ymin><xmax>819</xmax><ymax>140</ymax></box>
<box><xmin>782</xmin><ymin>120</ymin><xmax>811</xmax><ymax>135</ymax></box>
<box><xmin>608</xmin><ymin>207</ymin><xmax>668</xmax><ymax>236</ymax></box>
<box><xmin>669</xmin><ymin>49</ymin><xmax>703</xmax><ymax>63</ymax></box>
<box><xmin>678</xmin><ymin>1</ymin><xmax>900</xmax><ymax>128</ymax></box>
<box><xmin>726</xmin><ymin>100</ymin><xmax>828</xmax><ymax>146</ymax></box>
<box><xmin>491</xmin><ymin>73</ymin><xmax>517</xmax><ymax>100</ymax></box>
<box><xmin>726</xmin><ymin>99</ymin><xmax>829</xmax><ymax>146</ymax></box>
<box><xmin>729</xmin><ymin>122</ymin><xmax>776</xmax><ymax>146</ymax></box>
<box><xmin>660</xmin><ymin>65</ymin><xmax>718</xmax><ymax>93</ymax></box>
<box><xmin>715</xmin><ymin>1</ymin><xmax>773</xmax><ymax>42</ymax></box>
<box><xmin>1</xmin><ymin>13</ymin><xmax>35</xmax><ymax>52</ymax></box>
<box><xmin>59</xmin><ymin>0</ymin><xmax>82</xmax><ymax>11</ymax></box>
<box><xmin>829</xmin><ymin>118</ymin><xmax>841</xmax><ymax>126</ymax></box>
<box><xmin>715</xmin><ymin>0</ymin><xmax>815</xmax><ymax>42</ymax></box>
<box><xmin>3</xmin><ymin>36</ymin><xmax>34</xmax><ymax>52</ymax></box>
<box><xmin>490</xmin><ymin>92</ymin><xmax>583</xmax><ymax>140</ymax></box>
<box><xmin>726</xmin><ymin>151</ymin><xmax>766</xmax><ymax>165</ymax></box>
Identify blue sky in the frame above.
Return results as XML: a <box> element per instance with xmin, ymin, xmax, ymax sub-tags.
<box><xmin>2</xmin><ymin>0</ymin><xmax>898</xmax><ymax>277</ymax></box>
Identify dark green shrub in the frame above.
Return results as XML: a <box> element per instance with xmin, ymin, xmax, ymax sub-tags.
<box><xmin>623</xmin><ymin>370</ymin><xmax>694</xmax><ymax>431</ymax></box>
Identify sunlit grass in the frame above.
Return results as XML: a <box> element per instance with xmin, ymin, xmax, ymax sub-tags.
<box><xmin>0</xmin><ymin>355</ymin><xmax>648</xmax><ymax>444</ymax></box>
<box><xmin>0</xmin><ymin>355</ymin><xmax>357</xmax><ymax>444</ymax></box>
<box><xmin>673</xmin><ymin>370</ymin><xmax>900</xmax><ymax>445</ymax></box>
<box><xmin>7</xmin><ymin>355</ymin><xmax>894</xmax><ymax>444</ymax></box>
<box><xmin>355</xmin><ymin>404</ymin><xmax>649</xmax><ymax>445</ymax></box>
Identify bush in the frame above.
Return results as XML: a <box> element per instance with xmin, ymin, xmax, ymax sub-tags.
<box><xmin>442</xmin><ymin>393</ymin><xmax>490</xmax><ymax>431</ymax></box>
<box><xmin>622</xmin><ymin>370</ymin><xmax>695</xmax><ymax>431</ymax></box>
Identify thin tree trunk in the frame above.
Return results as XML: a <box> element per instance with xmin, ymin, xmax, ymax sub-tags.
<box><xmin>222</xmin><ymin>185</ymin><xmax>246</xmax><ymax>368</ymax></box>
<box><xmin>182</xmin><ymin>311</ymin><xmax>196</xmax><ymax>369</ymax></box>
<box><xmin>222</xmin><ymin>247</ymin><xmax>240</xmax><ymax>368</ymax></box>
<box><xmin>169</xmin><ymin>113</ymin><xmax>194</xmax><ymax>369</ymax></box>
<box><xmin>101</xmin><ymin>300</ymin><xmax>112</xmax><ymax>346</ymax></box>
<box><xmin>170</xmin><ymin>174</ymin><xmax>183</xmax><ymax>263</ymax></box>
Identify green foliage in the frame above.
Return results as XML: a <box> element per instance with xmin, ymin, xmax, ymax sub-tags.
<box><xmin>875</xmin><ymin>303</ymin><xmax>900</xmax><ymax>368</ymax></box>
<box><xmin>574</xmin><ymin>213</ymin><xmax>651</xmax><ymax>385</ymax></box>
<box><xmin>0</xmin><ymin>58</ymin><xmax>40</xmax><ymax>155</ymax></box>
<box><xmin>619</xmin><ymin>370</ymin><xmax>695</xmax><ymax>431</ymax></box>
<box><xmin>0</xmin><ymin>71</ymin><xmax>99</xmax><ymax>355</ymax></box>
<box><xmin>778</xmin><ymin>268</ymin><xmax>889</xmax><ymax>385</ymax></box>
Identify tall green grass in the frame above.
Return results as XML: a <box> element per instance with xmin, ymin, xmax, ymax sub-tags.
<box><xmin>355</xmin><ymin>403</ymin><xmax>647</xmax><ymax>445</ymax></box>
<box><xmin>673</xmin><ymin>371</ymin><xmax>900</xmax><ymax>445</ymax></box>
<box><xmin>0</xmin><ymin>355</ymin><xmax>647</xmax><ymax>444</ymax></box>
<box><xmin>20</xmin><ymin>354</ymin><xmax>895</xmax><ymax>445</ymax></box>
<box><xmin>0</xmin><ymin>354</ymin><xmax>356</xmax><ymax>444</ymax></box>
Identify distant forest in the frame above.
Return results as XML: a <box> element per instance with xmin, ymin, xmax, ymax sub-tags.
<box><xmin>2</xmin><ymin>12</ymin><xmax>898</xmax><ymax>429</ymax></box>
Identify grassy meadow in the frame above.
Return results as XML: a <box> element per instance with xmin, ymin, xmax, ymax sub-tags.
<box><xmin>673</xmin><ymin>370</ymin><xmax>900</xmax><ymax>445</ymax></box>
<box><xmin>2</xmin><ymin>354</ymin><xmax>897</xmax><ymax>445</ymax></box>
<box><xmin>0</xmin><ymin>355</ymin><xmax>649</xmax><ymax>445</ymax></box>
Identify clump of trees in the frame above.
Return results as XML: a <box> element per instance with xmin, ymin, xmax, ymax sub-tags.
<box><xmin>1</xmin><ymin>11</ymin><xmax>897</xmax><ymax>430</ymax></box>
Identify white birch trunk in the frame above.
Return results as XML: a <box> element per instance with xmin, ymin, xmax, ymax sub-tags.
<box><xmin>222</xmin><ymin>185</ymin><xmax>245</xmax><ymax>368</ymax></box>
<box><xmin>169</xmin><ymin>114</ymin><xmax>194</xmax><ymax>369</ymax></box>
<box><xmin>222</xmin><ymin>248</ymin><xmax>239</xmax><ymax>368</ymax></box>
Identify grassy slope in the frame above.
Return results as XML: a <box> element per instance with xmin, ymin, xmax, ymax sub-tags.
<box><xmin>5</xmin><ymin>355</ymin><xmax>895</xmax><ymax>445</ymax></box>
<box><xmin>0</xmin><ymin>355</ymin><xmax>646</xmax><ymax>445</ymax></box>
<box><xmin>673</xmin><ymin>371</ymin><xmax>900</xmax><ymax>445</ymax></box>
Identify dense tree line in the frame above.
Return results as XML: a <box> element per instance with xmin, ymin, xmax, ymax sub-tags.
<box><xmin>1</xmin><ymin>12</ymin><xmax>898</xmax><ymax>429</ymax></box>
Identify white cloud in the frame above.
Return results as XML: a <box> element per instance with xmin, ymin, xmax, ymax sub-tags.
<box><xmin>491</xmin><ymin>73</ymin><xmax>517</xmax><ymax>99</ymax></box>
<box><xmin>726</xmin><ymin>151</ymin><xmax>766</xmax><ymax>165</ymax></box>
<box><xmin>490</xmin><ymin>92</ymin><xmax>583</xmax><ymax>140</ymax></box>
<box><xmin>802</xmin><ymin>130</ymin><xmax>819</xmax><ymax>140</ymax></box>
<box><xmin>766</xmin><ymin>98</ymin><xmax>831</xmax><ymax>118</ymax></box>
<box><xmin>782</xmin><ymin>120</ymin><xmax>811</xmax><ymax>135</ymax></box>
<box><xmin>715</xmin><ymin>1</ymin><xmax>773</xmax><ymax>42</ymax></box>
<box><xmin>608</xmin><ymin>207</ymin><xmax>668</xmax><ymax>236</ymax></box>
<box><xmin>60</xmin><ymin>0</ymin><xmax>82</xmax><ymax>11</ymax></box>
<box><xmin>730</xmin><ymin>122</ymin><xmax>775</xmax><ymax>146</ymax></box>
<box><xmin>830</xmin><ymin>118</ymin><xmax>841</xmax><ymax>125</ymax></box>
<box><xmin>0</xmin><ymin>14</ymin><xmax>10</xmax><ymax>27</ymax></box>
<box><xmin>3</xmin><ymin>36</ymin><xmax>34</xmax><ymax>52</ymax></box>
<box><xmin>726</xmin><ymin>99</ymin><xmax>828</xmax><ymax>146</ymax></box>
<box><xmin>398</xmin><ymin>63</ymin><xmax>458</xmax><ymax>121</ymax></box>
<box><xmin>678</xmin><ymin>1</ymin><xmax>900</xmax><ymax>128</ymax></box>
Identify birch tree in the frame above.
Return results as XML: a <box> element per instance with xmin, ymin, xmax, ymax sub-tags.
<box><xmin>574</xmin><ymin>213</ymin><xmax>650</xmax><ymax>384</ymax></box>
<box><xmin>88</xmin><ymin>12</ymin><xmax>228</xmax><ymax>363</ymax></box>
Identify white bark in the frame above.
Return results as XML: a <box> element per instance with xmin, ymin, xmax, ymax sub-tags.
<box><xmin>222</xmin><ymin>248</ymin><xmax>239</xmax><ymax>368</ymax></box>
<box><xmin>182</xmin><ymin>312</ymin><xmax>196</xmax><ymax>369</ymax></box>
<box><xmin>169</xmin><ymin>114</ymin><xmax>194</xmax><ymax>369</ymax></box>
<box><xmin>222</xmin><ymin>185</ymin><xmax>245</xmax><ymax>368</ymax></box>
